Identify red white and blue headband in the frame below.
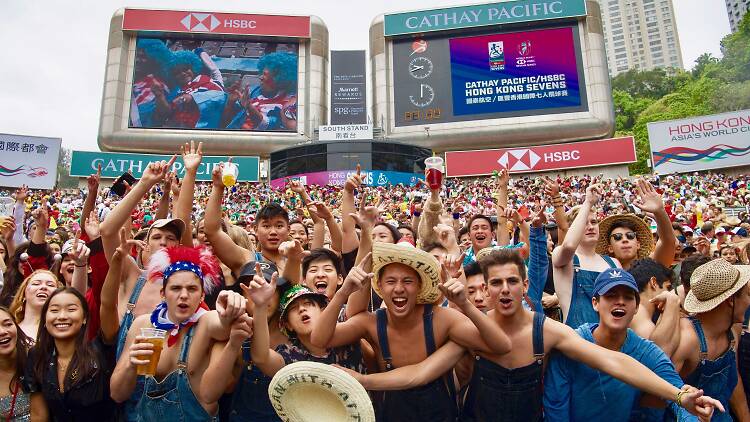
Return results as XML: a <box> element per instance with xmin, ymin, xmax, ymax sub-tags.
<box><xmin>147</xmin><ymin>246</ymin><xmax>221</xmax><ymax>294</ymax></box>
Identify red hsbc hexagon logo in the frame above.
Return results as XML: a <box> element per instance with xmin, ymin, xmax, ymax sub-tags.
<box><xmin>180</xmin><ymin>13</ymin><xmax>221</xmax><ymax>32</ymax></box>
<box><xmin>497</xmin><ymin>149</ymin><xmax>541</xmax><ymax>171</ymax></box>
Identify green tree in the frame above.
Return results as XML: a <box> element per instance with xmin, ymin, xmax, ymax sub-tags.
<box><xmin>56</xmin><ymin>147</ymin><xmax>77</xmax><ymax>189</ymax></box>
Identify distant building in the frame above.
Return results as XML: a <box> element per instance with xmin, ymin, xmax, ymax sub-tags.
<box><xmin>600</xmin><ymin>0</ymin><xmax>684</xmax><ymax>76</ymax></box>
<box><xmin>726</xmin><ymin>0</ymin><xmax>749</xmax><ymax>32</ymax></box>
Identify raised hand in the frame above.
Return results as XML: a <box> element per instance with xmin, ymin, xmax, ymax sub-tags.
<box><xmin>240</xmin><ymin>264</ymin><xmax>278</xmax><ymax>307</ymax></box>
<box><xmin>439</xmin><ymin>267</ymin><xmax>468</xmax><ymax>306</ymax></box>
<box><xmin>503</xmin><ymin>207</ymin><xmax>523</xmax><ymax>226</ymax></box>
<box><xmin>543</xmin><ymin>176</ymin><xmax>560</xmax><ymax>199</ymax></box>
<box><xmin>633</xmin><ymin>178</ymin><xmax>665</xmax><ymax>214</ymax></box>
<box><xmin>531</xmin><ymin>205</ymin><xmax>547</xmax><ymax>228</ymax></box>
<box><xmin>433</xmin><ymin>223</ymin><xmax>457</xmax><ymax>249</ymax></box>
<box><xmin>288</xmin><ymin>179</ymin><xmax>306</xmax><ymax>195</ymax></box>
<box><xmin>32</xmin><ymin>198</ymin><xmax>50</xmax><ymax>229</ymax></box>
<box><xmin>228</xmin><ymin>314</ymin><xmax>254</xmax><ymax>347</ymax></box>
<box><xmin>307</xmin><ymin>201</ymin><xmax>333</xmax><ymax>221</ymax></box>
<box><xmin>141</xmin><ymin>156</ymin><xmax>176</xmax><ymax>186</ymax></box>
<box><xmin>279</xmin><ymin>239</ymin><xmax>308</xmax><ymax>261</ymax></box>
<box><xmin>344</xmin><ymin>164</ymin><xmax>363</xmax><ymax>193</ymax></box>
<box><xmin>72</xmin><ymin>234</ymin><xmax>90</xmax><ymax>267</ymax></box>
<box><xmin>87</xmin><ymin>164</ymin><xmax>102</xmax><ymax>193</ymax></box>
<box><xmin>211</xmin><ymin>162</ymin><xmax>224</xmax><ymax>189</ymax></box>
<box><xmin>496</xmin><ymin>168</ymin><xmax>509</xmax><ymax>189</ymax></box>
<box><xmin>216</xmin><ymin>290</ymin><xmax>248</xmax><ymax>326</ymax></box>
<box><xmin>585</xmin><ymin>184</ymin><xmax>602</xmax><ymax>206</ymax></box>
<box><xmin>442</xmin><ymin>252</ymin><xmax>466</xmax><ymax>279</ymax></box>
<box><xmin>181</xmin><ymin>140</ymin><xmax>203</xmax><ymax>173</ymax></box>
<box><xmin>340</xmin><ymin>253</ymin><xmax>373</xmax><ymax>296</ymax></box>
<box><xmin>13</xmin><ymin>185</ymin><xmax>28</xmax><ymax>203</ymax></box>
<box><xmin>84</xmin><ymin>210</ymin><xmax>100</xmax><ymax>240</ymax></box>
<box><xmin>0</xmin><ymin>217</ymin><xmax>16</xmax><ymax>242</ymax></box>
<box><xmin>350</xmin><ymin>192</ymin><xmax>379</xmax><ymax>231</ymax></box>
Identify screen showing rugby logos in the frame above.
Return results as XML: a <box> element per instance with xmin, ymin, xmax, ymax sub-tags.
<box><xmin>129</xmin><ymin>36</ymin><xmax>299</xmax><ymax>132</ymax></box>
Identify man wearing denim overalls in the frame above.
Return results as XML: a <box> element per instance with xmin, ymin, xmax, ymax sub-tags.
<box><xmin>670</xmin><ymin>258</ymin><xmax>750</xmax><ymax>420</ymax></box>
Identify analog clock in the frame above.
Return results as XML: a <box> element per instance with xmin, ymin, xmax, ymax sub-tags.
<box><xmin>408</xmin><ymin>56</ymin><xmax>434</xmax><ymax>79</ymax></box>
<box><xmin>409</xmin><ymin>83</ymin><xmax>435</xmax><ymax>107</ymax></box>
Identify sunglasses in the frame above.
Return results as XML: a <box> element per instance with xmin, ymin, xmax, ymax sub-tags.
<box><xmin>610</xmin><ymin>232</ymin><xmax>637</xmax><ymax>242</ymax></box>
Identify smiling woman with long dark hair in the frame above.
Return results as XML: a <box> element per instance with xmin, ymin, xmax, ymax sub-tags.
<box><xmin>0</xmin><ymin>306</ymin><xmax>47</xmax><ymax>420</ymax></box>
<box><xmin>24</xmin><ymin>287</ymin><xmax>117</xmax><ymax>421</ymax></box>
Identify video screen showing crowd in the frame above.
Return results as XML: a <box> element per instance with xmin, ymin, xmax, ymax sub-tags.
<box><xmin>2</xmin><ymin>141</ymin><xmax>750</xmax><ymax>420</ymax></box>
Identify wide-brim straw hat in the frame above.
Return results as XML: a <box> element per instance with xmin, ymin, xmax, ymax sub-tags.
<box><xmin>725</xmin><ymin>216</ymin><xmax>742</xmax><ymax>227</ymax></box>
<box><xmin>596</xmin><ymin>214</ymin><xmax>655</xmax><ymax>259</ymax></box>
<box><xmin>268</xmin><ymin>361</ymin><xmax>375</xmax><ymax>422</ymax></box>
<box><xmin>372</xmin><ymin>242</ymin><xmax>441</xmax><ymax>305</ymax></box>
<box><xmin>684</xmin><ymin>259</ymin><xmax>750</xmax><ymax>314</ymax></box>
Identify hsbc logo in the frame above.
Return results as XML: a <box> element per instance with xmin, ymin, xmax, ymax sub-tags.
<box><xmin>498</xmin><ymin>149</ymin><xmax>541</xmax><ymax>171</ymax></box>
<box><xmin>180</xmin><ymin>13</ymin><xmax>221</xmax><ymax>32</ymax></box>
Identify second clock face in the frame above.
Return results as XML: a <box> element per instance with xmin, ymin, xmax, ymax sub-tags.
<box><xmin>408</xmin><ymin>56</ymin><xmax>434</xmax><ymax>79</ymax></box>
<box><xmin>409</xmin><ymin>83</ymin><xmax>435</xmax><ymax>107</ymax></box>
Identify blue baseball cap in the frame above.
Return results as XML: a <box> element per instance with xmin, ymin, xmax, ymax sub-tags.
<box><xmin>593</xmin><ymin>268</ymin><xmax>638</xmax><ymax>296</ymax></box>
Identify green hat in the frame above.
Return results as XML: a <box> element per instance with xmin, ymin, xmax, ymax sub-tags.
<box><xmin>278</xmin><ymin>285</ymin><xmax>328</xmax><ymax>325</ymax></box>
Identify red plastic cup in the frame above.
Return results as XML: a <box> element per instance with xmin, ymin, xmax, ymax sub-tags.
<box><xmin>425</xmin><ymin>157</ymin><xmax>444</xmax><ymax>190</ymax></box>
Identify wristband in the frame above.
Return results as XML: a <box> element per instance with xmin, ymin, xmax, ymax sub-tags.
<box><xmin>74</xmin><ymin>264</ymin><xmax>87</xmax><ymax>268</ymax></box>
<box><xmin>675</xmin><ymin>389</ymin><xmax>687</xmax><ymax>408</ymax></box>
<box><xmin>412</xmin><ymin>211</ymin><xmax>421</xmax><ymax>217</ymax></box>
<box><xmin>452</xmin><ymin>212</ymin><xmax>460</xmax><ymax>220</ymax></box>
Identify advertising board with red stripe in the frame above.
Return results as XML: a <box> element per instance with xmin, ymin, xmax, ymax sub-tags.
<box><xmin>122</xmin><ymin>8</ymin><xmax>311</xmax><ymax>38</ymax></box>
<box><xmin>445</xmin><ymin>136</ymin><xmax>636</xmax><ymax>177</ymax></box>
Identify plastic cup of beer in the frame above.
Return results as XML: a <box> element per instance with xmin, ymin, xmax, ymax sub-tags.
<box><xmin>221</xmin><ymin>162</ymin><xmax>238</xmax><ymax>187</ymax></box>
<box><xmin>425</xmin><ymin>157</ymin><xmax>445</xmax><ymax>190</ymax></box>
<box><xmin>137</xmin><ymin>328</ymin><xmax>167</xmax><ymax>376</ymax></box>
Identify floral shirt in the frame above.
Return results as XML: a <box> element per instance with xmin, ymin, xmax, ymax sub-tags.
<box><xmin>275</xmin><ymin>337</ymin><xmax>366</xmax><ymax>374</ymax></box>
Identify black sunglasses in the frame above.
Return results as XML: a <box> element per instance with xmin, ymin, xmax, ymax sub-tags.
<box><xmin>610</xmin><ymin>232</ymin><xmax>637</xmax><ymax>241</ymax></box>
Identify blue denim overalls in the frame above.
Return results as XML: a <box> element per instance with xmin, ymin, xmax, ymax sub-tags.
<box><xmin>672</xmin><ymin>317</ymin><xmax>736</xmax><ymax>422</ymax></box>
<box><xmin>738</xmin><ymin>307</ymin><xmax>750</xmax><ymax>406</ymax></box>
<box><xmin>116</xmin><ymin>275</ymin><xmax>146</xmax><ymax>422</ymax></box>
<box><xmin>565</xmin><ymin>255</ymin><xmax>617</xmax><ymax>328</ymax></box>
<box><xmin>227</xmin><ymin>339</ymin><xmax>281</xmax><ymax>421</ymax></box>
<box><xmin>376</xmin><ymin>304</ymin><xmax>459</xmax><ymax>422</ymax></box>
<box><xmin>461</xmin><ymin>312</ymin><xmax>545</xmax><ymax>422</ymax></box>
<box><xmin>136</xmin><ymin>325</ymin><xmax>215</xmax><ymax>421</ymax></box>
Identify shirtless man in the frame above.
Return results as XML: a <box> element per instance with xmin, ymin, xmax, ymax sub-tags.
<box><xmin>311</xmin><ymin>242</ymin><xmax>511</xmax><ymax>421</ymax></box>
<box><xmin>553</xmin><ymin>184</ymin><xmax>621</xmax><ymax>327</ymax></box>
<box><xmin>110</xmin><ymin>245</ymin><xmax>248</xmax><ymax>420</ymax></box>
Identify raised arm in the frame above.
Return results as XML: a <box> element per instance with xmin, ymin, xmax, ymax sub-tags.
<box><xmin>101</xmin><ymin>158</ymin><xmax>175</xmax><ymax>264</ymax></box>
<box><xmin>70</xmin><ymin>235</ymin><xmax>90</xmax><ymax>295</ymax></box>
<box><xmin>241</xmin><ymin>269</ymin><xmax>286</xmax><ymax>376</ymax></box>
<box><xmin>200</xmin><ymin>315</ymin><xmax>253</xmax><ymax>404</ymax></box>
<box><xmin>174</xmin><ymin>141</ymin><xmax>203</xmax><ymax>246</ymax></box>
<box><xmin>552</xmin><ymin>184</ymin><xmax>601</xmax><ymax>268</ymax></box>
<box><xmin>154</xmin><ymin>174</ymin><xmax>172</xmax><ymax>221</ymax></box>
<box><xmin>543</xmin><ymin>177</ymin><xmax>569</xmax><ymax>245</ymax></box>
<box><xmin>495</xmin><ymin>170</ymin><xmax>510</xmax><ymax>246</ymax></box>
<box><xmin>633</xmin><ymin>179</ymin><xmax>676</xmax><ymax>268</ymax></box>
<box><xmin>342</xmin><ymin>165</ymin><xmax>363</xmax><ymax>254</ymax></box>
<box><xmin>12</xmin><ymin>185</ymin><xmax>27</xmax><ymax>245</ymax></box>
<box><xmin>80</xmin><ymin>165</ymin><xmax>101</xmax><ymax>229</ymax></box>
<box><xmin>417</xmin><ymin>182</ymin><xmax>444</xmax><ymax>246</ymax></box>
<box><xmin>308</xmin><ymin>201</ymin><xmax>342</xmax><ymax>254</ymax></box>
<box><xmin>341</xmin><ymin>341</ymin><xmax>465</xmax><ymax>390</ymax></box>
<box><xmin>204</xmin><ymin>164</ymin><xmax>251</xmax><ymax>274</ymax></box>
<box><xmin>100</xmin><ymin>228</ymin><xmax>128</xmax><ymax>344</ymax></box>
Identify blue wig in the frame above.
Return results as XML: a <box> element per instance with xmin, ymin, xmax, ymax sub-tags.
<box><xmin>136</xmin><ymin>39</ymin><xmax>173</xmax><ymax>67</ymax></box>
<box><xmin>257</xmin><ymin>52</ymin><xmax>298</xmax><ymax>92</ymax></box>
<box><xmin>168</xmin><ymin>50</ymin><xmax>204</xmax><ymax>78</ymax></box>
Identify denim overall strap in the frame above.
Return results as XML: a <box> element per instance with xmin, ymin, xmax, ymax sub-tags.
<box><xmin>177</xmin><ymin>325</ymin><xmax>196</xmax><ymax>369</ymax></box>
<box><xmin>689</xmin><ymin>316</ymin><xmax>709</xmax><ymax>362</ymax></box>
<box><xmin>601</xmin><ymin>254</ymin><xmax>618</xmax><ymax>268</ymax></box>
<box><xmin>743</xmin><ymin>307</ymin><xmax>750</xmax><ymax>331</ymax></box>
<box><xmin>573</xmin><ymin>254</ymin><xmax>581</xmax><ymax>269</ymax></box>
<box><xmin>532</xmin><ymin>312</ymin><xmax>546</xmax><ymax>364</ymax></box>
<box><xmin>116</xmin><ymin>275</ymin><xmax>147</xmax><ymax>358</ymax></box>
<box><xmin>422</xmin><ymin>304</ymin><xmax>436</xmax><ymax>354</ymax></box>
<box><xmin>241</xmin><ymin>339</ymin><xmax>252</xmax><ymax>366</ymax></box>
<box><xmin>376</xmin><ymin>308</ymin><xmax>393</xmax><ymax>370</ymax></box>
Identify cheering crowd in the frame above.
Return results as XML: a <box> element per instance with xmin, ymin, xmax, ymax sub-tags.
<box><xmin>0</xmin><ymin>142</ymin><xmax>749</xmax><ymax>421</ymax></box>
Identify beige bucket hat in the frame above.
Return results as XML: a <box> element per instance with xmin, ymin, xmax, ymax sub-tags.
<box><xmin>596</xmin><ymin>214</ymin><xmax>655</xmax><ymax>259</ymax></box>
<box><xmin>684</xmin><ymin>259</ymin><xmax>750</xmax><ymax>313</ymax></box>
<box><xmin>372</xmin><ymin>242</ymin><xmax>442</xmax><ymax>304</ymax></box>
<box><xmin>268</xmin><ymin>361</ymin><xmax>375</xmax><ymax>422</ymax></box>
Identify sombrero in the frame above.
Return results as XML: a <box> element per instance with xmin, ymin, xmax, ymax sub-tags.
<box><xmin>684</xmin><ymin>259</ymin><xmax>750</xmax><ymax>314</ymax></box>
<box><xmin>372</xmin><ymin>242</ymin><xmax>441</xmax><ymax>304</ymax></box>
<box><xmin>596</xmin><ymin>214</ymin><xmax>655</xmax><ymax>259</ymax></box>
<box><xmin>268</xmin><ymin>361</ymin><xmax>375</xmax><ymax>422</ymax></box>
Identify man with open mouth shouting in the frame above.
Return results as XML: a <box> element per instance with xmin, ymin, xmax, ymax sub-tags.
<box><xmin>310</xmin><ymin>242</ymin><xmax>512</xmax><ymax>421</ymax></box>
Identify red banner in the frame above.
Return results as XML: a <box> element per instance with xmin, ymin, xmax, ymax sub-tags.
<box><xmin>445</xmin><ymin>137</ymin><xmax>636</xmax><ymax>177</ymax></box>
<box><xmin>122</xmin><ymin>9</ymin><xmax>311</xmax><ymax>38</ymax></box>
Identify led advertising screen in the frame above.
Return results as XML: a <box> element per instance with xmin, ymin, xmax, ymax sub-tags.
<box><xmin>393</xmin><ymin>25</ymin><xmax>587</xmax><ymax>127</ymax></box>
<box><xmin>130</xmin><ymin>36</ymin><xmax>298</xmax><ymax>132</ymax></box>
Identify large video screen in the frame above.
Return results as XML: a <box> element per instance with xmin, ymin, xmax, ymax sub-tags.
<box><xmin>392</xmin><ymin>25</ymin><xmax>587</xmax><ymax>127</ymax></box>
<box><xmin>129</xmin><ymin>36</ymin><xmax>298</xmax><ymax>132</ymax></box>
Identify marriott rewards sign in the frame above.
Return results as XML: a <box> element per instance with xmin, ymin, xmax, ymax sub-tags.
<box><xmin>648</xmin><ymin>109</ymin><xmax>750</xmax><ymax>174</ymax></box>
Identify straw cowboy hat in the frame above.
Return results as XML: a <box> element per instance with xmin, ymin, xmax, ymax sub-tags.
<box><xmin>684</xmin><ymin>259</ymin><xmax>750</xmax><ymax>314</ymax></box>
<box><xmin>596</xmin><ymin>214</ymin><xmax>655</xmax><ymax>259</ymax></box>
<box><xmin>268</xmin><ymin>361</ymin><xmax>375</xmax><ymax>422</ymax></box>
<box><xmin>724</xmin><ymin>216</ymin><xmax>742</xmax><ymax>227</ymax></box>
<box><xmin>372</xmin><ymin>242</ymin><xmax>441</xmax><ymax>304</ymax></box>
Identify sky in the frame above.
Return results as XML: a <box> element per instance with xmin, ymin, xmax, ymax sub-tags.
<box><xmin>0</xmin><ymin>0</ymin><xmax>732</xmax><ymax>152</ymax></box>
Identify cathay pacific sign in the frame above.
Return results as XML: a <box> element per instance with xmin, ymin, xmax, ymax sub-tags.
<box><xmin>383</xmin><ymin>0</ymin><xmax>587</xmax><ymax>36</ymax></box>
